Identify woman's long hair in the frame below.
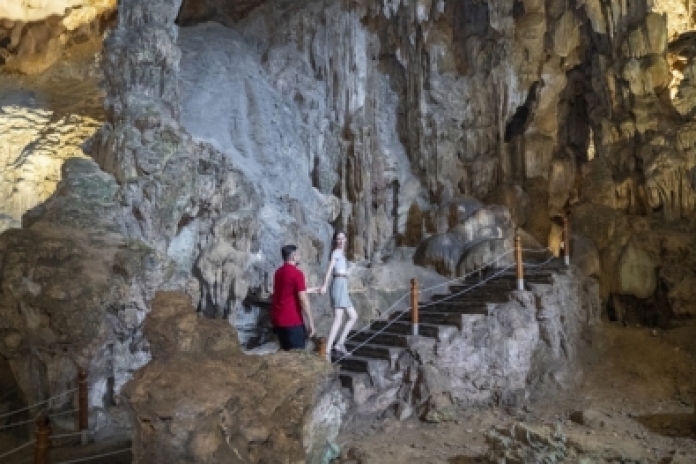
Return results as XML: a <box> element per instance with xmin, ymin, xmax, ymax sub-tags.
<box><xmin>332</xmin><ymin>230</ymin><xmax>346</xmax><ymax>250</ymax></box>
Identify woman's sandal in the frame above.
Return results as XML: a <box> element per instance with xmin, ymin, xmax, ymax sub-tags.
<box><xmin>334</xmin><ymin>344</ymin><xmax>348</xmax><ymax>355</ymax></box>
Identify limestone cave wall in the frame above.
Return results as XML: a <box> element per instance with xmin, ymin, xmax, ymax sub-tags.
<box><xmin>1</xmin><ymin>0</ymin><xmax>696</xmax><ymax>439</ymax></box>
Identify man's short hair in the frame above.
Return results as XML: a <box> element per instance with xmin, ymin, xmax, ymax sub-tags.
<box><xmin>281</xmin><ymin>244</ymin><xmax>297</xmax><ymax>261</ymax></box>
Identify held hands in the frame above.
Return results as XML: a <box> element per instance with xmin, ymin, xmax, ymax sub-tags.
<box><xmin>307</xmin><ymin>323</ymin><xmax>315</xmax><ymax>338</ymax></box>
<box><xmin>305</xmin><ymin>286</ymin><xmax>327</xmax><ymax>295</ymax></box>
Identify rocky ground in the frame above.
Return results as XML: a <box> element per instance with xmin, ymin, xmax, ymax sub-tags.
<box><xmin>335</xmin><ymin>323</ymin><xmax>696</xmax><ymax>463</ymax></box>
<box><xmin>1</xmin><ymin>321</ymin><xmax>694</xmax><ymax>463</ymax></box>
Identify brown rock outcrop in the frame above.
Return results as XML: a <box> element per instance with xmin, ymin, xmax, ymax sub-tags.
<box><xmin>123</xmin><ymin>291</ymin><xmax>345</xmax><ymax>464</ymax></box>
<box><xmin>0</xmin><ymin>0</ymin><xmax>116</xmax><ymax>73</ymax></box>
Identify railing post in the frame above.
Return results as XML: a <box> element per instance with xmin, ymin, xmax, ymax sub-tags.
<box><xmin>410</xmin><ymin>278</ymin><xmax>419</xmax><ymax>336</ymax></box>
<box><xmin>34</xmin><ymin>415</ymin><xmax>50</xmax><ymax>464</ymax></box>
<box><xmin>563</xmin><ymin>214</ymin><xmax>571</xmax><ymax>266</ymax></box>
<box><xmin>78</xmin><ymin>368</ymin><xmax>88</xmax><ymax>445</ymax></box>
<box><xmin>317</xmin><ymin>337</ymin><xmax>327</xmax><ymax>360</ymax></box>
<box><xmin>515</xmin><ymin>233</ymin><xmax>524</xmax><ymax>290</ymax></box>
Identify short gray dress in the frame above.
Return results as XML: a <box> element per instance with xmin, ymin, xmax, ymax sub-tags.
<box><xmin>330</xmin><ymin>250</ymin><xmax>353</xmax><ymax>309</ymax></box>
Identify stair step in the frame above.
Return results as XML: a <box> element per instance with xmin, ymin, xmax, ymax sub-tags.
<box><xmin>343</xmin><ymin>341</ymin><xmax>404</xmax><ymax>361</ymax></box>
<box><xmin>428</xmin><ymin>292</ymin><xmax>511</xmax><ymax>303</ymax></box>
<box><xmin>339</xmin><ymin>371</ymin><xmax>371</xmax><ymax>391</ymax></box>
<box><xmin>409</xmin><ymin>301</ymin><xmax>489</xmax><ymax>322</ymax></box>
<box><xmin>370</xmin><ymin>320</ymin><xmax>452</xmax><ymax>337</ymax></box>
<box><xmin>349</xmin><ymin>330</ymin><xmax>409</xmax><ymax>347</ymax></box>
<box><xmin>449</xmin><ymin>280</ymin><xmax>515</xmax><ymax>292</ymax></box>
<box><xmin>335</xmin><ymin>354</ymin><xmax>390</xmax><ymax>375</ymax></box>
<box><xmin>390</xmin><ymin>311</ymin><xmax>480</xmax><ymax>327</ymax></box>
<box><xmin>418</xmin><ymin>302</ymin><xmax>489</xmax><ymax>314</ymax></box>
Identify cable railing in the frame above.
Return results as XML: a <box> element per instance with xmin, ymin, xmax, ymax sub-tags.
<box><xmin>0</xmin><ymin>389</ymin><xmax>78</xmax><ymax>420</ymax></box>
<box><xmin>0</xmin><ymin>369</ymin><xmax>104</xmax><ymax>464</ymax></box>
<box><xmin>323</xmin><ymin>248</ymin><xmax>516</xmax><ymax>362</ymax></box>
<box><xmin>0</xmin><ymin>439</ymin><xmax>34</xmax><ymax>460</ymax></box>
<box><xmin>330</xmin><ymin>225</ymin><xmax>572</xmax><ymax>365</ymax></box>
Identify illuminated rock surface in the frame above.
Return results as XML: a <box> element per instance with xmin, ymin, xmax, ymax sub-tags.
<box><xmin>0</xmin><ymin>0</ymin><xmax>695</xmax><ymax>457</ymax></box>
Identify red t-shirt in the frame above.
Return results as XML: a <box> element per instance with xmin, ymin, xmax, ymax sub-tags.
<box><xmin>271</xmin><ymin>263</ymin><xmax>307</xmax><ymax>327</ymax></box>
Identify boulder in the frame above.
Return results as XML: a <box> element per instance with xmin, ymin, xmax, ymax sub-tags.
<box><xmin>123</xmin><ymin>291</ymin><xmax>345</xmax><ymax>464</ymax></box>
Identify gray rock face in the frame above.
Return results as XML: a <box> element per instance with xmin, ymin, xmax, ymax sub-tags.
<box><xmin>0</xmin><ymin>158</ymin><xmax>162</xmax><ymax>431</ymax></box>
<box><xmin>2</xmin><ymin>0</ymin><xmax>696</xmax><ymax>444</ymax></box>
<box><xmin>177</xmin><ymin>21</ymin><xmax>333</xmax><ymax>307</ymax></box>
<box><xmin>338</xmin><ymin>267</ymin><xmax>600</xmax><ymax>419</ymax></box>
<box><xmin>415</xmin><ymin>269</ymin><xmax>600</xmax><ymax>418</ymax></box>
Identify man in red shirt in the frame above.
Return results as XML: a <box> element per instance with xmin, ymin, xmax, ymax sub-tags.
<box><xmin>271</xmin><ymin>244</ymin><xmax>316</xmax><ymax>350</ymax></box>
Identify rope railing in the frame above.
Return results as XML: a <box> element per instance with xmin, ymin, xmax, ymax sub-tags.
<box><xmin>0</xmin><ymin>418</ymin><xmax>130</xmax><ymax>464</ymax></box>
<box><xmin>50</xmin><ymin>432</ymin><xmax>87</xmax><ymax>440</ymax></box>
<box><xmin>0</xmin><ymin>440</ymin><xmax>34</xmax><ymax>460</ymax></box>
<box><xmin>418</xmin><ymin>262</ymin><xmax>518</xmax><ymax>310</ymax></box>
<box><xmin>332</xmin><ymin>260</ymin><xmax>519</xmax><ymax>364</ymax></box>
<box><xmin>0</xmin><ymin>369</ymin><xmax>93</xmax><ymax>464</ymax></box>
<box><xmin>0</xmin><ymin>389</ymin><xmax>78</xmax><ymax>420</ymax></box>
<box><xmin>49</xmin><ymin>409</ymin><xmax>80</xmax><ymax>419</ymax></box>
<box><xmin>1</xmin><ymin>415</ymin><xmax>41</xmax><ymax>429</ymax></box>
<box><xmin>331</xmin><ymin>222</ymin><xmax>573</xmax><ymax>364</ymax></box>
<box><xmin>326</xmin><ymin>247</ymin><xmax>516</xmax><ymax>363</ymax></box>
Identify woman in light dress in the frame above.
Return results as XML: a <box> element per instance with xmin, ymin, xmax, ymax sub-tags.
<box><xmin>319</xmin><ymin>231</ymin><xmax>357</xmax><ymax>359</ymax></box>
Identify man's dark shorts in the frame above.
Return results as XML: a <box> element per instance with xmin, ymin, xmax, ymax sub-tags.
<box><xmin>274</xmin><ymin>325</ymin><xmax>306</xmax><ymax>350</ymax></box>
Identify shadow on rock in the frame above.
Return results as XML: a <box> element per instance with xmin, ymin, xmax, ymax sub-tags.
<box><xmin>635</xmin><ymin>413</ymin><xmax>696</xmax><ymax>439</ymax></box>
<box><xmin>448</xmin><ymin>455</ymin><xmax>487</xmax><ymax>463</ymax></box>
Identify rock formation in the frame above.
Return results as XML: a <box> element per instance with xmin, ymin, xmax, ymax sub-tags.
<box><xmin>0</xmin><ymin>0</ymin><xmax>116</xmax><ymax>74</ymax></box>
<box><xmin>124</xmin><ymin>291</ymin><xmax>344</xmax><ymax>463</ymax></box>
<box><xmin>337</xmin><ymin>265</ymin><xmax>600</xmax><ymax>420</ymax></box>
<box><xmin>0</xmin><ymin>0</ymin><xmax>696</xmax><ymax>451</ymax></box>
<box><xmin>0</xmin><ymin>52</ymin><xmax>104</xmax><ymax>234</ymax></box>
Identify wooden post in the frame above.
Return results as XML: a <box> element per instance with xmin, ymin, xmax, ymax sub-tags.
<box><xmin>317</xmin><ymin>338</ymin><xmax>327</xmax><ymax>359</ymax></box>
<box><xmin>563</xmin><ymin>214</ymin><xmax>570</xmax><ymax>266</ymax></box>
<box><xmin>34</xmin><ymin>415</ymin><xmax>50</xmax><ymax>464</ymax></box>
<box><xmin>78</xmin><ymin>368</ymin><xmax>88</xmax><ymax>445</ymax></box>
<box><xmin>410</xmin><ymin>278</ymin><xmax>419</xmax><ymax>336</ymax></box>
<box><xmin>515</xmin><ymin>233</ymin><xmax>524</xmax><ymax>290</ymax></box>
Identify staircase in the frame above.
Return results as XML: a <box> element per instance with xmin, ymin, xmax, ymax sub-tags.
<box><xmin>333</xmin><ymin>260</ymin><xmax>566</xmax><ymax>403</ymax></box>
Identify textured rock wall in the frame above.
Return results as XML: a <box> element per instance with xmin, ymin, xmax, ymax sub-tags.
<box><xmin>408</xmin><ymin>269</ymin><xmax>601</xmax><ymax>420</ymax></box>
<box><xmin>124</xmin><ymin>292</ymin><xmax>345</xmax><ymax>464</ymax></box>
<box><xmin>0</xmin><ymin>158</ymin><xmax>164</xmax><ymax>431</ymax></box>
<box><xmin>0</xmin><ymin>51</ymin><xmax>104</xmax><ymax>234</ymax></box>
<box><xmin>3</xmin><ymin>0</ymin><xmax>696</xmax><ymax>440</ymax></box>
<box><xmin>0</xmin><ymin>0</ymin><xmax>116</xmax><ymax>73</ymax></box>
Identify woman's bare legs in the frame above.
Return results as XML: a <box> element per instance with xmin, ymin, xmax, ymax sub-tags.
<box><xmin>326</xmin><ymin>308</ymin><xmax>345</xmax><ymax>360</ymax></box>
<box><xmin>335</xmin><ymin>307</ymin><xmax>357</xmax><ymax>350</ymax></box>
